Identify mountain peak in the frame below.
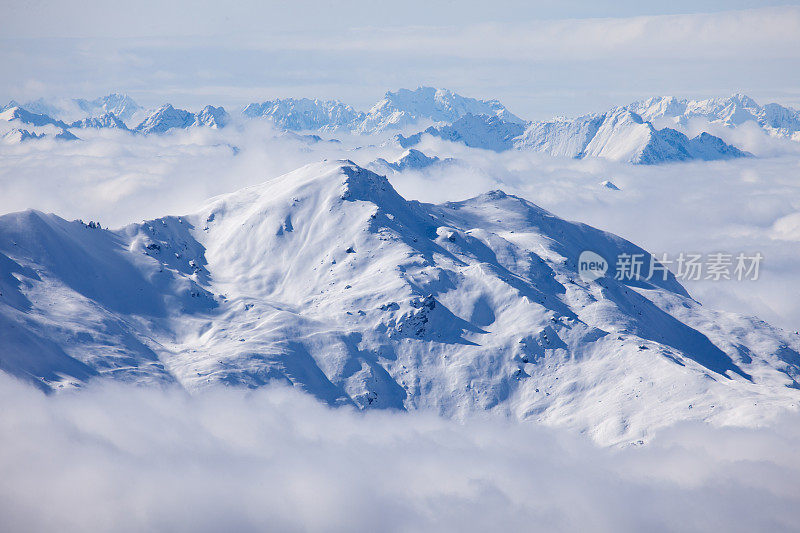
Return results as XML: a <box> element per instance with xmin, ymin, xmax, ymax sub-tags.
<box><xmin>3</xmin><ymin>158</ymin><xmax>799</xmax><ymax>443</ymax></box>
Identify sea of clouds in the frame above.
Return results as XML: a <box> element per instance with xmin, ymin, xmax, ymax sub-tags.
<box><xmin>1</xmin><ymin>373</ymin><xmax>799</xmax><ymax>532</ymax></box>
<box><xmin>3</xmin><ymin>110</ymin><xmax>800</xmax><ymax>533</ymax></box>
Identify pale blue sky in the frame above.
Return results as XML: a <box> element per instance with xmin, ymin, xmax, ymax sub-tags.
<box><xmin>3</xmin><ymin>1</ymin><xmax>800</xmax><ymax>119</ymax></box>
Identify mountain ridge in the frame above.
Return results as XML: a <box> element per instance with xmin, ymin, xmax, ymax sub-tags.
<box><xmin>1</xmin><ymin>160</ymin><xmax>798</xmax><ymax>444</ymax></box>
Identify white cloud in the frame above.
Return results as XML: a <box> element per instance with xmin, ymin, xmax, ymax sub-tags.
<box><xmin>0</xmin><ymin>373</ymin><xmax>798</xmax><ymax>532</ymax></box>
<box><xmin>771</xmin><ymin>212</ymin><xmax>800</xmax><ymax>241</ymax></box>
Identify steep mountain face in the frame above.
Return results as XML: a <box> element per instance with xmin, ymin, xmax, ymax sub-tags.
<box><xmin>397</xmin><ymin>114</ymin><xmax>527</xmax><ymax>152</ymax></box>
<box><xmin>135</xmin><ymin>104</ymin><xmax>228</xmax><ymax>134</ymax></box>
<box><xmin>356</xmin><ymin>87</ymin><xmax>525</xmax><ymax>134</ymax></box>
<box><xmin>0</xmin><ymin>106</ymin><xmax>70</xmax><ymax>129</ymax></box>
<box><xmin>243</xmin><ymin>98</ymin><xmax>364</xmax><ymax>131</ymax></box>
<box><xmin>514</xmin><ymin>114</ymin><xmax>605</xmax><ymax>157</ymax></box>
<box><xmin>1</xmin><ymin>161</ymin><xmax>798</xmax><ymax>444</ymax></box>
<box><xmin>515</xmin><ymin>109</ymin><xmax>749</xmax><ymax>164</ymax></box>
<box><xmin>70</xmin><ymin>113</ymin><xmax>129</xmax><ymax>130</ymax></box>
<box><xmin>627</xmin><ymin>94</ymin><xmax>800</xmax><ymax>139</ymax></box>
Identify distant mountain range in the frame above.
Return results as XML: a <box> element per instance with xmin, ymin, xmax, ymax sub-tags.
<box><xmin>2</xmin><ymin>88</ymin><xmax>798</xmax><ymax>164</ymax></box>
<box><xmin>627</xmin><ymin>93</ymin><xmax>800</xmax><ymax>140</ymax></box>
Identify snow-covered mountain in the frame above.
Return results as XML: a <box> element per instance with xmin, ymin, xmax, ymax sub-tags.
<box><xmin>1</xmin><ymin>160</ymin><xmax>798</xmax><ymax>444</ymax></box>
<box><xmin>70</xmin><ymin>113</ymin><xmax>129</xmax><ymax>130</ymax></box>
<box><xmin>193</xmin><ymin>105</ymin><xmax>229</xmax><ymax>129</ymax></box>
<box><xmin>134</xmin><ymin>104</ymin><xmax>229</xmax><ymax>134</ymax></box>
<box><xmin>1</xmin><ymin>127</ymin><xmax>78</xmax><ymax>143</ymax></box>
<box><xmin>243</xmin><ymin>98</ymin><xmax>364</xmax><ymax>131</ymax></box>
<box><xmin>368</xmin><ymin>148</ymin><xmax>453</xmax><ymax>173</ymax></box>
<box><xmin>0</xmin><ymin>106</ymin><xmax>70</xmax><ymax>129</ymax></box>
<box><xmin>356</xmin><ymin>87</ymin><xmax>525</xmax><ymax>134</ymax></box>
<box><xmin>242</xmin><ymin>87</ymin><xmax>523</xmax><ymax>135</ymax></box>
<box><xmin>5</xmin><ymin>93</ymin><xmax>141</xmax><ymax>124</ymax></box>
<box><xmin>515</xmin><ymin>109</ymin><xmax>749</xmax><ymax>164</ymax></box>
<box><xmin>134</xmin><ymin>104</ymin><xmax>195</xmax><ymax>134</ymax></box>
<box><xmin>626</xmin><ymin>94</ymin><xmax>800</xmax><ymax>139</ymax></box>
<box><xmin>397</xmin><ymin>114</ymin><xmax>527</xmax><ymax>152</ymax></box>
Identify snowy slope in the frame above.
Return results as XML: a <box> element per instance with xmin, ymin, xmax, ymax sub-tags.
<box><xmin>243</xmin><ymin>98</ymin><xmax>364</xmax><ymax>131</ymax></box>
<box><xmin>1</xmin><ymin>161</ymin><xmax>798</xmax><ymax>444</ymax></box>
<box><xmin>627</xmin><ymin>94</ymin><xmax>800</xmax><ymax>139</ymax></box>
<box><xmin>515</xmin><ymin>109</ymin><xmax>749</xmax><ymax>163</ymax></box>
<box><xmin>356</xmin><ymin>87</ymin><xmax>525</xmax><ymax>134</ymax></box>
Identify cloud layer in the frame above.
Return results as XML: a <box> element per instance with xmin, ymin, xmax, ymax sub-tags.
<box><xmin>0</xmin><ymin>374</ymin><xmax>799</xmax><ymax>532</ymax></box>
